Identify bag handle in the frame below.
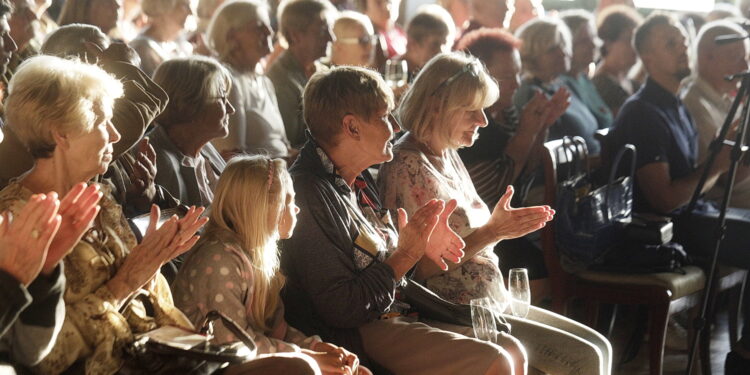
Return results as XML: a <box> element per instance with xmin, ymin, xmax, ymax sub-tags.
<box><xmin>561</xmin><ymin>136</ymin><xmax>588</xmax><ymax>180</ymax></box>
<box><xmin>198</xmin><ymin>310</ymin><xmax>257</xmax><ymax>352</ymax></box>
<box><xmin>602</xmin><ymin>144</ymin><xmax>637</xmax><ymax>221</ymax></box>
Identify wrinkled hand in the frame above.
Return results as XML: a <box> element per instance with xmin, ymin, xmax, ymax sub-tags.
<box><xmin>396</xmin><ymin>199</ymin><xmax>443</xmax><ymax>263</ymax></box>
<box><xmin>486</xmin><ymin>185</ymin><xmax>554</xmax><ymax>241</ymax></box>
<box><xmin>423</xmin><ymin>199</ymin><xmax>465</xmax><ymax>270</ymax></box>
<box><xmin>126</xmin><ymin>138</ymin><xmax>158</xmax><ymax>210</ymax></box>
<box><xmin>302</xmin><ymin>347</ymin><xmax>354</xmax><ymax>375</ymax></box>
<box><xmin>519</xmin><ymin>91</ymin><xmax>553</xmax><ymax>135</ymax></box>
<box><xmin>46</xmin><ymin>183</ymin><xmax>102</xmax><ymax>274</ymax></box>
<box><xmin>0</xmin><ymin>194</ymin><xmax>61</xmax><ymax>285</ymax></box>
<box><xmin>111</xmin><ymin>205</ymin><xmax>207</xmax><ymax>298</ymax></box>
<box><xmin>312</xmin><ymin>342</ymin><xmax>359</xmax><ymax>375</ymax></box>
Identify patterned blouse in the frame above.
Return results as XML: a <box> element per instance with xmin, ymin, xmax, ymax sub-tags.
<box><xmin>378</xmin><ymin>133</ymin><xmax>505</xmax><ymax>304</ymax></box>
<box><xmin>172</xmin><ymin>236</ymin><xmax>321</xmax><ymax>353</ymax></box>
<box><xmin>0</xmin><ymin>181</ymin><xmax>191</xmax><ymax>375</ymax></box>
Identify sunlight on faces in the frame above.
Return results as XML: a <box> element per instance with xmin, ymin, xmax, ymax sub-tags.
<box><xmin>232</xmin><ymin>16</ymin><xmax>273</xmax><ymax>67</ymax></box>
<box><xmin>354</xmin><ymin>106</ymin><xmax>400</xmax><ymax>164</ymax></box>
<box><xmin>485</xmin><ymin>49</ymin><xmax>521</xmax><ymax>109</ymax></box>
<box><xmin>0</xmin><ymin>16</ymin><xmax>17</xmax><ymax>75</ymax></box>
<box><xmin>277</xmin><ymin>180</ymin><xmax>300</xmax><ymax>239</ymax></box>
<box><xmin>62</xmin><ymin>100</ymin><xmax>120</xmax><ymax>177</ymax></box>
<box><xmin>570</xmin><ymin>21</ymin><xmax>599</xmax><ymax>73</ymax></box>
<box><xmin>642</xmin><ymin>21</ymin><xmax>690</xmax><ymax>81</ymax></box>
<box><xmin>196</xmin><ymin>83</ymin><xmax>234</xmax><ymax>140</ymax></box>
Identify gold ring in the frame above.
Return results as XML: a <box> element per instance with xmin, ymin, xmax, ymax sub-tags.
<box><xmin>31</xmin><ymin>229</ymin><xmax>40</xmax><ymax>239</ymax></box>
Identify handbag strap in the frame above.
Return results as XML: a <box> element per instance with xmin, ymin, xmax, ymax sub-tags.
<box><xmin>561</xmin><ymin>136</ymin><xmax>588</xmax><ymax>181</ymax></box>
<box><xmin>602</xmin><ymin>144</ymin><xmax>637</xmax><ymax>220</ymax></box>
<box><xmin>198</xmin><ymin>310</ymin><xmax>256</xmax><ymax>351</ymax></box>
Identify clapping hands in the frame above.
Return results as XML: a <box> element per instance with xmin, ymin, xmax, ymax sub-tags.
<box><xmin>396</xmin><ymin>199</ymin><xmax>465</xmax><ymax>271</ymax></box>
<box><xmin>487</xmin><ymin>185</ymin><xmax>554</xmax><ymax>241</ymax></box>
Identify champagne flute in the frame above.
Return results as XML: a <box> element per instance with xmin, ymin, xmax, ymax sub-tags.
<box><xmin>487</xmin><ymin>273</ymin><xmax>510</xmax><ymax>315</ymax></box>
<box><xmin>384</xmin><ymin>59</ymin><xmax>408</xmax><ymax>89</ymax></box>
<box><xmin>509</xmin><ymin>268</ymin><xmax>531</xmax><ymax>319</ymax></box>
<box><xmin>470</xmin><ymin>297</ymin><xmax>497</xmax><ymax>342</ymax></box>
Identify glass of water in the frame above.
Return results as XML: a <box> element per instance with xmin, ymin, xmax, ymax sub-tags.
<box><xmin>509</xmin><ymin>268</ymin><xmax>531</xmax><ymax>318</ymax></box>
<box><xmin>470</xmin><ymin>297</ymin><xmax>497</xmax><ymax>342</ymax></box>
<box><xmin>384</xmin><ymin>59</ymin><xmax>408</xmax><ymax>89</ymax></box>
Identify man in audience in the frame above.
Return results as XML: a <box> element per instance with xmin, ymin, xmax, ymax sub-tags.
<box><xmin>683</xmin><ymin>20</ymin><xmax>750</xmax><ymax>208</ymax></box>
<box><xmin>605</xmin><ymin>13</ymin><xmax>750</xmax><ymax>372</ymax></box>
<box><xmin>267</xmin><ymin>0</ymin><xmax>336</xmax><ymax>149</ymax></box>
<box><xmin>399</xmin><ymin>4</ymin><xmax>454</xmax><ymax>79</ymax></box>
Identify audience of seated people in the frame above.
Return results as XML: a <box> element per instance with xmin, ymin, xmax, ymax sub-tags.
<box><xmin>208</xmin><ymin>0</ymin><xmax>295</xmax><ymax>160</ymax></box>
<box><xmin>5</xmin><ymin>0</ymin><xmax>750</xmax><ymax>372</ymax></box>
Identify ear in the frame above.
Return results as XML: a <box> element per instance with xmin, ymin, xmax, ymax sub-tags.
<box><xmin>51</xmin><ymin>130</ymin><xmax>69</xmax><ymax>150</ymax></box>
<box><xmin>342</xmin><ymin>113</ymin><xmax>361</xmax><ymax>141</ymax></box>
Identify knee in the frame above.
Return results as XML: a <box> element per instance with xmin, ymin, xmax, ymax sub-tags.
<box><xmin>497</xmin><ymin>333</ymin><xmax>528</xmax><ymax>369</ymax></box>
<box><xmin>281</xmin><ymin>355</ymin><xmax>321</xmax><ymax>375</ymax></box>
<box><xmin>485</xmin><ymin>350</ymin><xmax>515</xmax><ymax>375</ymax></box>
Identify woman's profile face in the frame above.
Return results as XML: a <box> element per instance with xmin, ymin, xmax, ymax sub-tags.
<box><xmin>228</xmin><ymin>14</ymin><xmax>273</xmax><ymax>67</ymax></box>
<box><xmin>606</xmin><ymin>26</ymin><xmax>637</xmax><ymax>69</ymax></box>
<box><xmin>196</xmin><ymin>83</ymin><xmax>235</xmax><ymax>141</ymax></box>
<box><xmin>356</xmin><ymin>107</ymin><xmax>400</xmax><ymax>165</ymax></box>
<box><xmin>448</xmin><ymin>105</ymin><xmax>488</xmax><ymax>148</ymax></box>
<box><xmin>166</xmin><ymin>0</ymin><xmax>192</xmax><ymax>30</ymax></box>
<box><xmin>87</xmin><ymin>0</ymin><xmax>122</xmax><ymax>33</ymax></box>
<box><xmin>534</xmin><ymin>39</ymin><xmax>570</xmax><ymax>81</ymax></box>
<box><xmin>64</xmin><ymin>107</ymin><xmax>121</xmax><ymax>178</ymax></box>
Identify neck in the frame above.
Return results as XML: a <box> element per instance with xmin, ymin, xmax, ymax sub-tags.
<box><xmin>165</xmin><ymin>124</ymin><xmax>210</xmax><ymax>158</ymax></box>
<box><xmin>598</xmin><ymin>58</ymin><xmax>629</xmax><ymax>80</ymax></box>
<box><xmin>287</xmin><ymin>47</ymin><xmax>318</xmax><ymax>78</ymax></box>
<box><xmin>226</xmin><ymin>54</ymin><xmax>260</xmax><ymax>73</ymax></box>
<box><xmin>421</xmin><ymin>133</ymin><xmax>448</xmax><ymax>157</ymax></box>
<box><xmin>650</xmin><ymin>72</ymin><xmax>681</xmax><ymax>95</ymax></box>
<box><xmin>21</xmin><ymin>156</ymin><xmax>86</xmax><ymax>196</ymax></box>
<box><xmin>322</xmin><ymin>144</ymin><xmax>372</xmax><ymax>187</ymax></box>
<box><xmin>144</xmin><ymin>21</ymin><xmax>181</xmax><ymax>42</ymax></box>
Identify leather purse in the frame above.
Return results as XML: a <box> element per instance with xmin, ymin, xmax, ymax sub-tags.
<box><xmin>555</xmin><ymin>138</ymin><xmax>637</xmax><ymax>271</ymax></box>
<box><xmin>123</xmin><ymin>311</ymin><xmax>257</xmax><ymax>374</ymax></box>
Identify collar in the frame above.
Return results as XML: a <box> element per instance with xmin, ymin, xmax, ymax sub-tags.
<box><xmin>641</xmin><ymin>77</ymin><xmax>681</xmax><ymax>108</ymax></box>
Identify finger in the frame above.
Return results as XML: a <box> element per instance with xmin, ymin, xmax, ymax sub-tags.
<box><xmin>169</xmin><ymin>235</ymin><xmax>200</xmax><ymax>260</ymax></box>
<box><xmin>443</xmin><ymin>199</ymin><xmax>458</xmax><ymax>218</ymax></box>
<box><xmin>145</xmin><ymin>140</ymin><xmax>157</xmax><ymax>164</ymax></box>
<box><xmin>146</xmin><ymin>204</ymin><xmax>160</xmax><ymax>236</ymax></box>
<box><xmin>495</xmin><ymin>185</ymin><xmax>514</xmax><ymax>212</ymax></box>
<box><xmin>59</xmin><ymin>183</ymin><xmax>87</xmax><ymax>212</ymax></box>
<box><xmin>133</xmin><ymin>158</ymin><xmax>149</xmax><ymax>179</ymax></box>
<box><xmin>39</xmin><ymin>214</ymin><xmax>62</xmax><ymax>248</ymax></box>
<box><xmin>14</xmin><ymin>194</ymin><xmax>47</xmax><ymax>230</ymax></box>
<box><xmin>397</xmin><ymin>208</ymin><xmax>408</xmax><ymax>231</ymax></box>
<box><xmin>74</xmin><ymin>205</ymin><xmax>100</xmax><ymax>233</ymax></box>
<box><xmin>76</xmin><ymin>190</ymin><xmax>103</xmax><ymax>217</ymax></box>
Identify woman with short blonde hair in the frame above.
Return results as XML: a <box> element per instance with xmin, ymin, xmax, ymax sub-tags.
<box><xmin>0</xmin><ymin>55</ymin><xmax>206</xmax><ymax>374</ymax></box>
<box><xmin>329</xmin><ymin>10</ymin><xmax>376</xmax><ymax>67</ymax></box>
<box><xmin>378</xmin><ymin>51</ymin><xmax>611</xmax><ymax>375</ymax></box>
<box><xmin>207</xmin><ymin>0</ymin><xmax>294</xmax><ymax>159</ymax></box>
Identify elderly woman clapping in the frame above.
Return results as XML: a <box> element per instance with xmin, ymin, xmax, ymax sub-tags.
<box><xmin>378</xmin><ymin>52</ymin><xmax>612</xmax><ymax>375</ymax></box>
<box><xmin>0</xmin><ymin>55</ymin><xmax>207</xmax><ymax>374</ymax></box>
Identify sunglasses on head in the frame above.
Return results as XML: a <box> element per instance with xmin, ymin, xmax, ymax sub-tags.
<box><xmin>430</xmin><ymin>61</ymin><xmax>481</xmax><ymax>97</ymax></box>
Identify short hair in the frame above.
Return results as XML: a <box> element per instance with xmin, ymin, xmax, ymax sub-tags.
<box><xmin>695</xmin><ymin>19</ymin><xmax>748</xmax><ymax>71</ymax></box>
<box><xmin>406</xmin><ymin>4</ymin><xmax>455</xmax><ymax>45</ymax></box>
<box><xmin>303</xmin><ymin>66</ymin><xmax>394</xmax><ymax>147</ymax></box>
<box><xmin>278</xmin><ymin>0</ymin><xmax>336</xmax><ymax>46</ymax></box>
<box><xmin>152</xmin><ymin>56</ymin><xmax>232</xmax><ymax>127</ymax></box>
<box><xmin>457</xmin><ymin>27</ymin><xmax>520</xmax><ymax>63</ymax></box>
<box><xmin>6</xmin><ymin>55</ymin><xmax>124</xmax><ymax>158</ymax></box>
<box><xmin>633</xmin><ymin>12</ymin><xmax>676</xmax><ymax>56</ymax></box>
<box><xmin>515</xmin><ymin>17</ymin><xmax>571</xmax><ymax>77</ymax></box>
<box><xmin>208</xmin><ymin>0</ymin><xmax>268</xmax><ymax>60</ymax></box>
<box><xmin>398</xmin><ymin>52</ymin><xmax>499</xmax><ymax>148</ymax></box>
<box><xmin>596</xmin><ymin>5</ymin><xmax>642</xmax><ymax>57</ymax></box>
<box><xmin>40</xmin><ymin>23</ymin><xmax>109</xmax><ymax>59</ymax></box>
<box><xmin>560</xmin><ymin>9</ymin><xmax>594</xmax><ymax>39</ymax></box>
<box><xmin>333</xmin><ymin>10</ymin><xmax>373</xmax><ymax>39</ymax></box>
<box><xmin>141</xmin><ymin>0</ymin><xmax>184</xmax><ymax>17</ymax></box>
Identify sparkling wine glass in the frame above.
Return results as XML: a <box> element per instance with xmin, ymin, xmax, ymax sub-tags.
<box><xmin>509</xmin><ymin>268</ymin><xmax>531</xmax><ymax>318</ymax></box>
<box><xmin>470</xmin><ymin>297</ymin><xmax>497</xmax><ymax>342</ymax></box>
<box><xmin>384</xmin><ymin>59</ymin><xmax>408</xmax><ymax>89</ymax></box>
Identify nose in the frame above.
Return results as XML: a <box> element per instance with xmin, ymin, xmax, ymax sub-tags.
<box><xmin>294</xmin><ymin>205</ymin><xmax>300</xmax><ymax>214</ymax></box>
<box><xmin>5</xmin><ymin>33</ymin><xmax>17</xmax><ymax>54</ymax></box>
<box><xmin>226</xmin><ymin>100</ymin><xmax>236</xmax><ymax>115</ymax></box>
<box><xmin>388</xmin><ymin>113</ymin><xmax>402</xmax><ymax>133</ymax></box>
<box><xmin>476</xmin><ymin>110</ymin><xmax>488</xmax><ymax>127</ymax></box>
<box><xmin>108</xmin><ymin>121</ymin><xmax>121</xmax><ymax>143</ymax></box>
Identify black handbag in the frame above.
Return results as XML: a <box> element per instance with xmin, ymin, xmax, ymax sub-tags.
<box><xmin>554</xmin><ymin>138</ymin><xmax>637</xmax><ymax>271</ymax></box>
<box><xmin>122</xmin><ymin>311</ymin><xmax>257</xmax><ymax>375</ymax></box>
<box><xmin>401</xmin><ymin>278</ymin><xmax>511</xmax><ymax>334</ymax></box>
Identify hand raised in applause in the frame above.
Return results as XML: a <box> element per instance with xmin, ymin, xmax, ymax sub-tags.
<box><xmin>485</xmin><ymin>185</ymin><xmax>554</xmax><ymax>241</ymax></box>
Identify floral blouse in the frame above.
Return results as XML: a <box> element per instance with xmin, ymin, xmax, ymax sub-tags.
<box><xmin>0</xmin><ymin>181</ymin><xmax>191</xmax><ymax>375</ymax></box>
<box><xmin>173</xmin><ymin>237</ymin><xmax>321</xmax><ymax>354</ymax></box>
<box><xmin>378</xmin><ymin>133</ymin><xmax>505</xmax><ymax>304</ymax></box>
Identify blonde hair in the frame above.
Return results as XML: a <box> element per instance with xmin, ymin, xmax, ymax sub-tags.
<box><xmin>333</xmin><ymin>10</ymin><xmax>373</xmax><ymax>39</ymax></box>
<box><xmin>303</xmin><ymin>65</ymin><xmax>394</xmax><ymax>147</ymax></box>
<box><xmin>694</xmin><ymin>19</ymin><xmax>747</xmax><ymax>72</ymax></box>
<box><xmin>141</xmin><ymin>0</ymin><xmax>184</xmax><ymax>17</ymax></box>
<box><xmin>207</xmin><ymin>0</ymin><xmax>267</xmax><ymax>60</ymax></box>
<box><xmin>6</xmin><ymin>55</ymin><xmax>124</xmax><ymax>158</ymax></box>
<box><xmin>153</xmin><ymin>56</ymin><xmax>232</xmax><ymax>127</ymax></box>
<box><xmin>407</xmin><ymin>4</ymin><xmax>455</xmax><ymax>45</ymax></box>
<box><xmin>204</xmin><ymin>155</ymin><xmax>290</xmax><ymax>331</ymax></box>
<box><xmin>398</xmin><ymin>52</ymin><xmax>498</xmax><ymax>148</ymax></box>
<box><xmin>515</xmin><ymin>17</ymin><xmax>572</xmax><ymax>77</ymax></box>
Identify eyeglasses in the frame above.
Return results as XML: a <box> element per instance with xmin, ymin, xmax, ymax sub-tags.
<box><xmin>430</xmin><ymin>61</ymin><xmax>481</xmax><ymax>97</ymax></box>
<box><xmin>336</xmin><ymin>34</ymin><xmax>377</xmax><ymax>46</ymax></box>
